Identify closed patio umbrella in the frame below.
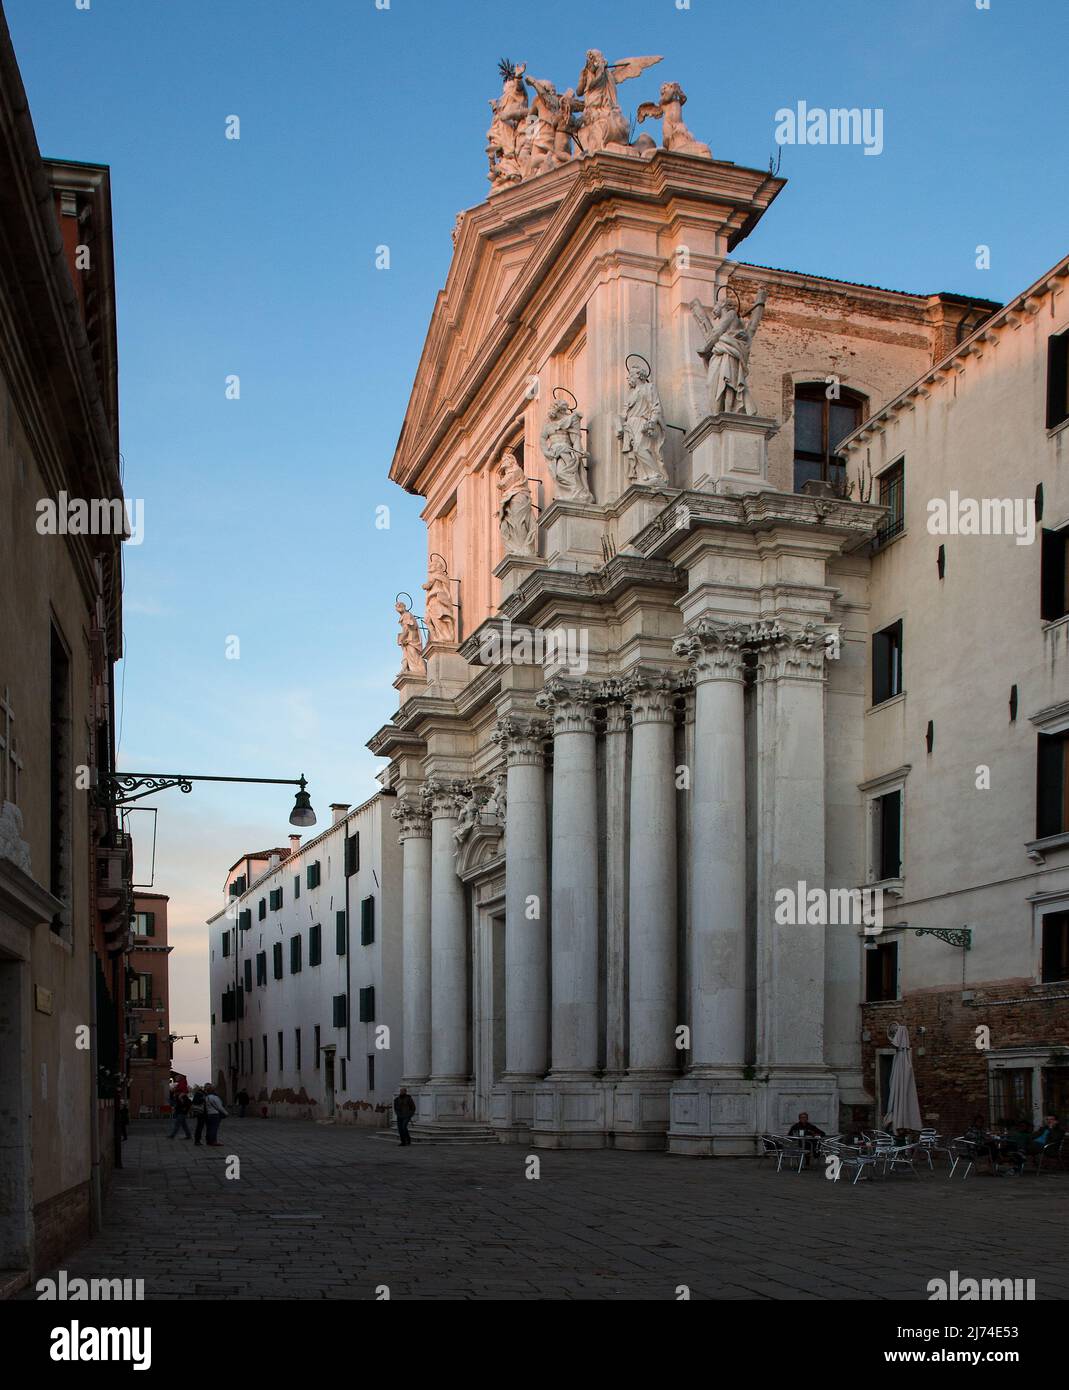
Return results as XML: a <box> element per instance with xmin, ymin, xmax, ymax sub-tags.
<box><xmin>884</xmin><ymin>1023</ymin><xmax>923</xmax><ymax>1132</ymax></box>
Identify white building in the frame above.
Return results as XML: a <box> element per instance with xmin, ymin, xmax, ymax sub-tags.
<box><xmin>207</xmin><ymin>795</ymin><xmax>403</xmax><ymax>1123</ymax></box>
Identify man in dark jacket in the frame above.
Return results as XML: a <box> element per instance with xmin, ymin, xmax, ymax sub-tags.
<box><xmin>1026</xmin><ymin>1115</ymin><xmax>1065</xmax><ymax>1164</ymax></box>
<box><xmin>394</xmin><ymin>1088</ymin><xmax>416</xmax><ymax>1146</ymax></box>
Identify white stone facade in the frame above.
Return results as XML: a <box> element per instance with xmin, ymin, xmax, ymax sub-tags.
<box><xmin>207</xmin><ymin>795</ymin><xmax>403</xmax><ymax>1124</ymax></box>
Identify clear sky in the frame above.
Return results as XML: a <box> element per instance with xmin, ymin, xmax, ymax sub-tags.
<box><xmin>6</xmin><ymin>0</ymin><xmax>1066</xmax><ymax>1083</ymax></box>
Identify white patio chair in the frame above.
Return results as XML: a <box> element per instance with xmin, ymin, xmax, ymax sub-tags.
<box><xmin>947</xmin><ymin>1138</ymin><xmax>977</xmax><ymax>1180</ymax></box>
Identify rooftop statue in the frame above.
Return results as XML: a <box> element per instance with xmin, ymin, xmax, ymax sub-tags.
<box><xmin>690</xmin><ymin>287</ymin><xmax>768</xmax><ymax>417</ymax></box>
<box><xmin>616</xmin><ymin>357</ymin><xmax>668</xmax><ymax>485</ymax></box>
<box><xmin>637</xmin><ymin>82</ymin><xmax>712</xmax><ymax>159</ymax></box>
<box><xmin>523</xmin><ymin>74</ymin><xmax>582</xmax><ymax>174</ymax></box>
<box><xmin>496</xmin><ymin>448</ymin><xmax>538</xmax><ymax>555</ymax></box>
<box><xmin>396</xmin><ymin>600</ymin><xmax>426</xmax><ymax>677</ymax></box>
<box><xmin>540</xmin><ymin>395</ymin><xmax>594</xmax><ymax>503</ymax></box>
<box><xmin>576</xmin><ymin>50</ymin><xmax>663</xmax><ymax>152</ymax></box>
<box><xmin>486</xmin><ymin>59</ymin><xmax>529</xmax><ymax>189</ymax></box>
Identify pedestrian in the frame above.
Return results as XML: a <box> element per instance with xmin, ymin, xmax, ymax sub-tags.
<box><xmin>118</xmin><ymin>1094</ymin><xmax>129</xmax><ymax>1142</ymax></box>
<box><xmin>168</xmin><ymin>1089</ymin><xmax>193</xmax><ymax>1140</ymax></box>
<box><xmin>191</xmin><ymin>1084</ymin><xmax>207</xmax><ymax>1146</ymax></box>
<box><xmin>204</xmin><ymin>1086</ymin><xmax>228</xmax><ymax>1146</ymax></box>
<box><xmin>236</xmin><ymin>1087</ymin><xmax>250</xmax><ymax>1119</ymax></box>
<box><xmin>393</xmin><ymin>1087</ymin><xmax>416</xmax><ymax>1146</ymax></box>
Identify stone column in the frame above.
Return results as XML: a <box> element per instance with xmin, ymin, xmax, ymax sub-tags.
<box><xmin>752</xmin><ymin>623</ymin><xmax>830</xmax><ymax>1072</ymax></box>
<box><xmin>602</xmin><ymin>695</ymin><xmax>629</xmax><ymax>1077</ymax></box>
<box><xmin>426</xmin><ymin>777</ymin><xmax>469</xmax><ymax>1084</ymax></box>
<box><xmin>536</xmin><ymin>678</ymin><xmax>600</xmax><ymax>1077</ymax></box>
<box><xmin>392</xmin><ymin>795</ymin><xmax>432</xmax><ymax>1084</ymax></box>
<box><xmin>492</xmin><ymin>715</ymin><xmax>550</xmax><ymax>1079</ymax></box>
<box><xmin>625</xmin><ymin>671</ymin><xmax>679</xmax><ymax>1077</ymax></box>
<box><xmin>673</xmin><ymin>623</ymin><xmax>748</xmax><ymax>1072</ymax></box>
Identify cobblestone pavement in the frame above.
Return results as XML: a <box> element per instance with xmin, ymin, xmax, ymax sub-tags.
<box><xmin>28</xmin><ymin>1120</ymin><xmax>1069</xmax><ymax>1301</ymax></box>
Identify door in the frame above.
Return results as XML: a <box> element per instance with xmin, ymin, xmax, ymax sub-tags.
<box><xmin>472</xmin><ymin>911</ymin><xmax>505</xmax><ymax>1121</ymax></box>
<box><xmin>323</xmin><ymin>1049</ymin><xmax>336</xmax><ymax>1118</ymax></box>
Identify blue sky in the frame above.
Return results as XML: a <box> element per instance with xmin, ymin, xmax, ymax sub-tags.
<box><xmin>6</xmin><ymin>0</ymin><xmax>1066</xmax><ymax>1078</ymax></box>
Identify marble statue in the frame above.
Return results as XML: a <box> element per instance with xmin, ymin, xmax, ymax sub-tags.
<box><xmin>487</xmin><ymin>60</ymin><xmax>529</xmax><ymax>188</ymax></box>
<box><xmin>453</xmin><ymin>792</ymin><xmax>482</xmax><ymax>847</ymax></box>
<box><xmin>637</xmin><ymin>82</ymin><xmax>712</xmax><ymax>158</ymax></box>
<box><xmin>691</xmin><ymin>287</ymin><xmax>768</xmax><ymax>416</ymax></box>
<box><xmin>575</xmin><ymin>50</ymin><xmax>662</xmax><ymax>152</ymax></box>
<box><xmin>0</xmin><ymin>800</ymin><xmax>31</xmax><ymax>874</ymax></box>
<box><xmin>615</xmin><ymin>360</ymin><xmax>668</xmax><ymax>484</ymax></box>
<box><xmin>541</xmin><ymin>398</ymin><xmax>593</xmax><ymax>502</ymax></box>
<box><xmin>523</xmin><ymin>74</ymin><xmax>581</xmax><ymax>174</ymax></box>
<box><xmin>422</xmin><ymin>554</ymin><xmax>456</xmax><ymax>645</ymax></box>
<box><xmin>484</xmin><ymin>771</ymin><xmax>507</xmax><ymax>828</ymax></box>
<box><xmin>496</xmin><ymin>448</ymin><xmax>537</xmax><ymax>555</ymax></box>
<box><xmin>396</xmin><ymin>600</ymin><xmax>426</xmax><ymax>677</ymax></box>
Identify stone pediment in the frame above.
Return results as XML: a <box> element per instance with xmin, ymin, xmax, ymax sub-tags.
<box><xmin>455</xmin><ymin>814</ymin><xmax>504</xmax><ymax>881</ymax></box>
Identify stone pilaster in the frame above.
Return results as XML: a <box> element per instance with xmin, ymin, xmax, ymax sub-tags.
<box><xmin>602</xmin><ymin>693</ymin><xmax>630</xmax><ymax>1078</ymax></box>
<box><xmin>425</xmin><ymin>776</ymin><xmax>471</xmax><ymax>1099</ymax></box>
<box><xmin>392</xmin><ymin>795</ymin><xmax>432</xmax><ymax>1085</ymax></box>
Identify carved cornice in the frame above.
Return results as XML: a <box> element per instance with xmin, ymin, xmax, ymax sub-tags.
<box><xmin>492</xmin><ymin>715</ymin><xmax>550</xmax><ymax>766</ymax></box>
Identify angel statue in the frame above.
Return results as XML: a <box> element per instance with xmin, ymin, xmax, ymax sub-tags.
<box><xmin>540</xmin><ymin>397</ymin><xmax>594</xmax><ymax>503</ymax></box>
<box><xmin>575</xmin><ymin>50</ymin><xmax>663</xmax><ymax>152</ymax></box>
<box><xmin>636</xmin><ymin>82</ymin><xmax>712</xmax><ymax>159</ymax></box>
<box><xmin>422</xmin><ymin>554</ymin><xmax>456</xmax><ymax>645</ymax></box>
<box><xmin>690</xmin><ymin>286</ymin><xmax>768</xmax><ymax>417</ymax></box>
<box><xmin>615</xmin><ymin>358</ymin><xmax>668</xmax><ymax>485</ymax></box>
<box><xmin>396</xmin><ymin>600</ymin><xmax>426</xmax><ymax>677</ymax></box>
<box><xmin>496</xmin><ymin>448</ymin><xmax>537</xmax><ymax>555</ymax></box>
<box><xmin>523</xmin><ymin>73</ymin><xmax>582</xmax><ymax>174</ymax></box>
<box><xmin>486</xmin><ymin>59</ymin><xmax>529</xmax><ymax>188</ymax></box>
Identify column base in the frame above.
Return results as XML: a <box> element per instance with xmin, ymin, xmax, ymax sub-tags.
<box><xmin>607</xmin><ymin>1077</ymin><xmax>672</xmax><ymax>1150</ymax></box>
<box><xmin>530</xmin><ymin>1078</ymin><xmax>608</xmax><ymax>1149</ymax></box>
<box><xmin>667</xmin><ymin>1069</ymin><xmax>838</xmax><ymax>1156</ymax></box>
<box><xmin>418</xmin><ymin>1080</ymin><xmax>474</xmax><ymax>1124</ymax></box>
<box><xmin>489</xmin><ymin>1079</ymin><xmax>539</xmax><ymax>1142</ymax></box>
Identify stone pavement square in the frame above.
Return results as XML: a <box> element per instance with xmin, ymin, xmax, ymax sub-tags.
<box><xmin>24</xmin><ymin>1120</ymin><xmax>1069</xmax><ymax>1301</ymax></box>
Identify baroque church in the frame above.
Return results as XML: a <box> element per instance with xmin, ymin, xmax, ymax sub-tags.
<box><xmin>368</xmin><ymin>49</ymin><xmax>1065</xmax><ymax>1152</ymax></box>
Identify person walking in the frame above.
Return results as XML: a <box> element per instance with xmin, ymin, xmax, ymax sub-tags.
<box><xmin>168</xmin><ymin>1089</ymin><xmax>193</xmax><ymax>1140</ymax></box>
<box><xmin>393</xmin><ymin>1087</ymin><xmax>416</xmax><ymax>1146</ymax></box>
<box><xmin>236</xmin><ymin>1088</ymin><xmax>250</xmax><ymax>1119</ymax></box>
<box><xmin>204</xmin><ymin>1086</ymin><xmax>228</xmax><ymax>1146</ymax></box>
<box><xmin>191</xmin><ymin>1084</ymin><xmax>208</xmax><ymax>1146</ymax></box>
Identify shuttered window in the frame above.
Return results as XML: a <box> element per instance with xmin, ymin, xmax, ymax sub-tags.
<box><xmin>360</xmin><ymin>896</ymin><xmax>375</xmax><ymax>945</ymax></box>
<box><xmin>358</xmin><ymin>986</ymin><xmax>375</xmax><ymax>1023</ymax></box>
<box><xmin>290</xmin><ymin>935</ymin><xmax>302</xmax><ymax>974</ymax></box>
<box><xmin>336</xmin><ymin>911</ymin><xmax>347</xmax><ymax>955</ymax></box>
<box><xmin>1047</xmin><ymin>330</ymin><xmax>1069</xmax><ymax>429</ymax></box>
<box><xmin>270</xmin><ymin>887</ymin><xmax>283</xmax><ymax>911</ymax></box>
<box><xmin>273</xmin><ymin>942</ymin><xmax>283</xmax><ymax>980</ymax></box>
<box><xmin>244</xmin><ymin>959</ymin><xmax>252</xmax><ymax>993</ymax></box>
<box><xmin>256</xmin><ymin>951</ymin><xmax>267</xmax><ymax>986</ymax></box>
<box><xmin>258</xmin><ymin>897</ymin><xmax>266</xmax><ymax>921</ymax></box>
<box><xmin>872</xmin><ymin>620</ymin><xmax>903</xmax><ymax>705</ymax></box>
<box><xmin>345</xmin><ymin>834</ymin><xmax>360</xmax><ymax>876</ymax></box>
<box><xmin>1037</xmin><ymin>733</ymin><xmax>1069</xmax><ymax>839</ymax></box>
<box><xmin>1041</xmin><ymin>528</ymin><xmax>1069</xmax><ymax>622</ymax></box>
<box><xmin>293</xmin><ymin>874</ymin><xmax>300</xmax><ymax>900</ymax></box>
<box><xmin>307</xmin><ymin>861</ymin><xmax>321</xmax><ymax>889</ymax></box>
<box><xmin>238</xmin><ymin>908</ymin><xmax>252</xmax><ymax>932</ymax></box>
<box><xmin>309</xmin><ymin>922</ymin><xmax>322</xmax><ymax>967</ymax></box>
<box><xmin>332</xmin><ymin>994</ymin><xmax>347</xmax><ymax>1027</ymax></box>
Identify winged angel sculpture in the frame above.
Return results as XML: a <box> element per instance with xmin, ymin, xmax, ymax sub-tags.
<box><xmin>575</xmin><ymin>50</ymin><xmax>663</xmax><ymax>151</ymax></box>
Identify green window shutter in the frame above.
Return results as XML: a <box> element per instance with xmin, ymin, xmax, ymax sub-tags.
<box><xmin>294</xmin><ymin>874</ymin><xmax>300</xmax><ymax>899</ymax></box>
<box><xmin>222</xmin><ymin>930</ymin><xmax>231</xmax><ymax>958</ymax></box>
<box><xmin>290</xmin><ymin>935</ymin><xmax>302</xmax><ymax>973</ymax></box>
<box><xmin>258</xmin><ymin>898</ymin><xmax>266</xmax><ymax>921</ymax></box>
<box><xmin>144</xmin><ymin>912</ymin><xmax>155</xmax><ymax>936</ymax></box>
<box><xmin>244</xmin><ymin>960</ymin><xmax>252</xmax><ymax>993</ymax></box>
<box><xmin>273</xmin><ymin>942</ymin><xmax>283</xmax><ymax>979</ymax></box>
<box><xmin>360</xmin><ymin>896</ymin><xmax>375</xmax><ymax>945</ymax></box>
<box><xmin>332</xmin><ymin>994</ymin><xmax>347</xmax><ymax>1027</ymax></box>
<box><xmin>336</xmin><ymin>911</ymin><xmax>347</xmax><ymax>955</ymax></box>
<box><xmin>359</xmin><ymin>986</ymin><xmax>375</xmax><ymax>1023</ymax></box>
<box><xmin>344</xmin><ymin>833</ymin><xmax>359</xmax><ymax>876</ymax></box>
<box><xmin>307</xmin><ymin>861</ymin><xmax>321</xmax><ymax>889</ymax></box>
<box><xmin>309</xmin><ymin>923</ymin><xmax>322</xmax><ymax>967</ymax></box>
<box><xmin>314</xmin><ymin>1025</ymin><xmax>321</xmax><ymax>1068</ymax></box>
<box><xmin>238</xmin><ymin>908</ymin><xmax>252</xmax><ymax>932</ymax></box>
<box><xmin>256</xmin><ymin>951</ymin><xmax>267</xmax><ymax>986</ymax></box>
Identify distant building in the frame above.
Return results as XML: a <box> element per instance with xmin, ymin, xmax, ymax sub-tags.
<box><xmin>126</xmin><ymin>893</ymin><xmax>172</xmax><ymax>1116</ymax></box>
<box><xmin>0</xmin><ymin>9</ymin><xmax>129</xmax><ymax>1284</ymax></box>
<box><xmin>207</xmin><ymin>796</ymin><xmax>403</xmax><ymax>1123</ymax></box>
<box><xmin>842</xmin><ymin>252</ymin><xmax>1069</xmax><ymax>1136</ymax></box>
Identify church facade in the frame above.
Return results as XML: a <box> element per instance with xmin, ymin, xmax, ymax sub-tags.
<box><xmin>368</xmin><ymin>51</ymin><xmax>1058</xmax><ymax>1153</ymax></box>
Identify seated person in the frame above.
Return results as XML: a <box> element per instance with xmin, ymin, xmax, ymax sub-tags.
<box><xmin>1026</xmin><ymin>1114</ymin><xmax>1065</xmax><ymax>1161</ymax></box>
<box><xmin>962</xmin><ymin>1114</ymin><xmax>987</xmax><ymax>1146</ymax></box>
<box><xmin>787</xmin><ymin>1111</ymin><xmax>825</xmax><ymax>1143</ymax></box>
<box><xmin>988</xmin><ymin>1119</ymin><xmax>1028</xmax><ymax>1173</ymax></box>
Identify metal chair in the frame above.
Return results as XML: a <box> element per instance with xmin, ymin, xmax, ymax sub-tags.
<box><xmin>947</xmin><ymin>1138</ymin><xmax>977</xmax><ymax>1180</ymax></box>
<box><xmin>823</xmin><ymin>1139</ymin><xmax>878</xmax><ymax>1186</ymax></box>
<box><xmin>915</xmin><ymin>1128</ymin><xmax>945</xmax><ymax>1171</ymax></box>
<box><xmin>1034</xmin><ymin>1136</ymin><xmax>1066</xmax><ymax>1175</ymax></box>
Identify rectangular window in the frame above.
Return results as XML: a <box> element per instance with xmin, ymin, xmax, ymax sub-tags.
<box><xmin>295</xmin><ymin>1027</ymin><xmax>302</xmax><ymax>1071</ymax></box>
<box><xmin>232</xmin><ymin>873</ymin><xmax>247</xmax><ymax>896</ymax></box>
<box><xmin>865</xmin><ymin>941</ymin><xmax>898</xmax><ymax>1002</ymax></box>
<box><xmin>1041</xmin><ymin>911</ymin><xmax>1069</xmax><ymax>983</ymax></box>
<box><xmin>290</xmin><ymin>935</ymin><xmax>302</xmax><ymax>974</ymax></box>
<box><xmin>270</xmin><ymin>887</ymin><xmax>283</xmax><ymax>911</ymax></box>
<box><xmin>1041</xmin><ymin>528</ymin><xmax>1069</xmax><ymax>622</ymax></box>
<box><xmin>222</xmin><ymin>930</ymin><xmax>231</xmax><ymax>958</ymax></box>
<box><xmin>359</xmin><ymin>986</ymin><xmax>375</xmax><ymax>1023</ymax></box>
<box><xmin>1047</xmin><ymin>329</ymin><xmax>1069</xmax><ymax>430</ymax></box>
<box><xmin>875</xmin><ymin>459</ymin><xmax>904</xmax><ymax>545</ymax></box>
<box><xmin>277</xmin><ymin>1031</ymin><xmax>284</xmax><ymax>1070</ymax></box>
<box><xmin>307</xmin><ymin>861</ymin><xmax>321</xmax><ymax>889</ymax></box>
<box><xmin>875</xmin><ymin>789</ymin><xmax>902</xmax><ymax>881</ymax></box>
<box><xmin>256</xmin><ymin>951</ymin><xmax>267</xmax><ymax>986</ymax></box>
<box><xmin>345</xmin><ymin>834</ymin><xmax>360</xmax><ymax>877</ymax></box>
<box><xmin>1037</xmin><ymin>732</ymin><xmax>1069</xmax><ymax>839</ymax></box>
<box><xmin>341</xmin><ymin>1058</ymin><xmax>347</xmax><ymax>1091</ymax></box>
<box><xmin>238</xmin><ymin>908</ymin><xmax>252</xmax><ymax>932</ymax></box>
<box><xmin>309</xmin><ymin>922</ymin><xmax>322</xmax><ymax>967</ymax></box>
<box><xmin>134</xmin><ymin>911</ymin><xmax>155</xmax><ymax>937</ymax></box>
<box><xmin>336</xmin><ymin>911</ymin><xmax>347</xmax><ymax>955</ymax></box>
<box><xmin>989</xmin><ymin>1068</ymin><xmax>1033</xmax><ymax>1125</ymax></box>
<box><xmin>293</xmin><ymin>874</ymin><xmax>300</xmax><ymax>900</ymax></box>
<box><xmin>314</xmin><ymin>1025</ymin><xmax>321</xmax><ymax>1069</ymax></box>
<box><xmin>333</xmin><ymin>994</ymin><xmax>347</xmax><ymax>1028</ymax></box>
<box><xmin>367</xmin><ymin>1054</ymin><xmax>375</xmax><ymax>1093</ymax></box>
<box><xmin>221</xmin><ymin>987</ymin><xmax>235</xmax><ymax>1023</ymax></box>
<box><xmin>262</xmin><ymin>1034</ymin><xmax>268</xmax><ymax>1072</ymax></box>
<box><xmin>258</xmin><ymin>897</ymin><xmax>266</xmax><ymax>921</ymax></box>
<box><xmin>273</xmin><ymin>942</ymin><xmax>284</xmax><ymax>980</ymax></box>
<box><xmin>360</xmin><ymin>896</ymin><xmax>375</xmax><ymax>946</ymax></box>
<box><xmin>244</xmin><ymin>959</ymin><xmax>252</xmax><ymax>993</ymax></box>
<box><xmin>872</xmin><ymin>620</ymin><xmax>903</xmax><ymax>705</ymax></box>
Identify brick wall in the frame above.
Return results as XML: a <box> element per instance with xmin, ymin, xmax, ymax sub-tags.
<box><xmin>32</xmin><ymin>1181</ymin><xmax>90</xmax><ymax>1277</ymax></box>
<box><xmin>861</xmin><ymin>983</ymin><xmax>1069</xmax><ymax>1138</ymax></box>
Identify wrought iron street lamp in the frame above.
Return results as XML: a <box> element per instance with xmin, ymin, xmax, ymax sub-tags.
<box><xmin>98</xmin><ymin>771</ymin><xmax>317</xmax><ymax>827</ymax></box>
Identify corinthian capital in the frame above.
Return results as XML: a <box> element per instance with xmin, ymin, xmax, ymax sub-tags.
<box><xmin>492</xmin><ymin>714</ymin><xmax>550</xmax><ymax>766</ymax></box>
<box><xmin>673</xmin><ymin>619</ymin><xmax>749</xmax><ymax>681</ymax></box>
<box><xmin>623</xmin><ymin>669</ymin><xmax>679</xmax><ymax>724</ymax></box>
<box><xmin>749</xmin><ymin>620</ymin><xmax>833</xmax><ymax>681</ymax></box>
<box><xmin>392</xmin><ymin>796</ymin><xmax>431</xmax><ymax>841</ymax></box>
<box><xmin>423</xmin><ymin>775</ymin><xmax>470</xmax><ymax>819</ymax></box>
<box><xmin>534</xmin><ymin>677</ymin><xmax>599</xmax><ymax>736</ymax></box>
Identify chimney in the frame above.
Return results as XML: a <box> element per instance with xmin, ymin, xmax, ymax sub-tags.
<box><xmin>268</xmin><ymin>852</ymin><xmax>280</xmax><ymax>869</ymax></box>
<box><xmin>288</xmin><ymin>834</ymin><xmax>302</xmax><ymax>855</ymax></box>
<box><xmin>330</xmin><ymin>803</ymin><xmax>350</xmax><ymax>826</ymax></box>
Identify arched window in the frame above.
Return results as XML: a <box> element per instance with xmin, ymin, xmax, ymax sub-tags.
<box><xmin>792</xmin><ymin>384</ymin><xmax>866</xmax><ymax>493</ymax></box>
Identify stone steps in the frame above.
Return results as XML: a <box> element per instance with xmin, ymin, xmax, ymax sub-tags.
<box><xmin>372</xmin><ymin>1122</ymin><xmax>501</xmax><ymax>1145</ymax></box>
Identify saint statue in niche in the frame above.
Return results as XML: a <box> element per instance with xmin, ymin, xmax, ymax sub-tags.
<box><xmin>540</xmin><ymin>396</ymin><xmax>593</xmax><ymax>503</ymax></box>
<box><xmin>615</xmin><ymin>357</ymin><xmax>668</xmax><ymax>485</ymax></box>
<box><xmin>395</xmin><ymin>600</ymin><xmax>426</xmax><ymax>677</ymax></box>
<box><xmin>422</xmin><ymin>554</ymin><xmax>455</xmax><ymax>645</ymax></box>
<box><xmin>691</xmin><ymin>286</ymin><xmax>768</xmax><ymax>416</ymax></box>
<box><xmin>496</xmin><ymin>448</ymin><xmax>537</xmax><ymax>555</ymax></box>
